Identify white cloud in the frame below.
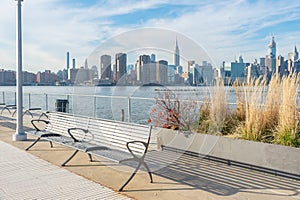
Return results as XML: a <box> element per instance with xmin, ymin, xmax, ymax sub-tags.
<box><xmin>143</xmin><ymin>0</ymin><xmax>300</xmax><ymax>66</ymax></box>
<box><xmin>1</xmin><ymin>0</ymin><xmax>300</xmax><ymax>72</ymax></box>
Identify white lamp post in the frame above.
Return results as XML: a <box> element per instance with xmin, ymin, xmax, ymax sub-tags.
<box><xmin>13</xmin><ymin>0</ymin><xmax>26</xmax><ymax>141</ymax></box>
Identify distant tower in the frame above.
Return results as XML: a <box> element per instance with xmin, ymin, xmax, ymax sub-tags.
<box><xmin>267</xmin><ymin>35</ymin><xmax>276</xmax><ymax>71</ymax></box>
<box><xmin>72</xmin><ymin>58</ymin><xmax>76</xmax><ymax>69</ymax></box>
<box><xmin>174</xmin><ymin>37</ymin><xmax>180</xmax><ymax>67</ymax></box>
<box><xmin>294</xmin><ymin>45</ymin><xmax>299</xmax><ymax>61</ymax></box>
<box><xmin>150</xmin><ymin>53</ymin><xmax>156</xmax><ymax>62</ymax></box>
<box><xmin>66</xmin><ymin>52</ymin><xmax>70</xmax><ymax>70</ymax></box>
<box><xmin>84</xmin><ymin>58</ymin><xmax>88</xmax><ymax>69</ymax></box>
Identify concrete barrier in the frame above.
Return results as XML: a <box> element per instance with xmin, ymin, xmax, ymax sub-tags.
<box><xmin>157</xmin><ymin>129</ymin><xmax>300</xmax><ymax>176</ymax></box>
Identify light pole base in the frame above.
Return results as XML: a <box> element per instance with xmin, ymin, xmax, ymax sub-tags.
<box><xmin>12</xmin><ymin>133</ymin><xmax>27</xmax><ymax>141</ymax></box>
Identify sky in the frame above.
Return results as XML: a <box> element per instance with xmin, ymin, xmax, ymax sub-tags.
<box><xmin>1</xmin><ymin>0</ymin><xmax>300</xmax><ymax>73</ymax></box>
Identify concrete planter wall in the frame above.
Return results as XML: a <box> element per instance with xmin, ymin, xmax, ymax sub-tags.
<box><xmin>157</xmin><ymin>128</ymin><xmax>300</xmax><ymax>176</ymax></box>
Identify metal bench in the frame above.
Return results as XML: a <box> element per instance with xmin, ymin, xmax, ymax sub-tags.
<box><xmin>25</xmin><ymin>112</ymin><xmax>153</xmax><ymax>191</ymax></box>
<box><xmin>1</xmin><ymin>104</ymin><xmax>41</xmax><ymax>118</ymax></box>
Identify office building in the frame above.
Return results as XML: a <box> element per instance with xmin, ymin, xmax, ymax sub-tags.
<box><xmin>136</xmin><ymin>55</ymin><xmax>151</xmax><ymax>83</ymax></box>
<box><xmin>265</xmin><ymin>35</ymin><xmax>276</xmax><ymax>72</ymax></box>
<box><xmin>150</xmin><ymin>54</ymin><xmax>156</xmax><ymax>62</ymax></box>
<box><xmin>114</xmin><ymin>53</ymin><xmax>127</xmax><ymax>83</ymax></box>
<box><xmin>100</xmin><ymin>55</ymin><xmax>112</xmax><ymax>79</ymax></box>
<box><xmin>156</xmin><ymin>60</ymin><xmax>168</xmax><ymax>85</ymax></box>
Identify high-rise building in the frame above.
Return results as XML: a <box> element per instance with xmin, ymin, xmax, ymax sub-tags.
<box><xmin>150</xmin><ymin>54</ymin><xmax>156</xmax><ymax>62</ymax></box>
<box><xmin>174</xmin><ymin>38</ymin><xmax>180</xmax><ymax>67</ymax></box>
<box><xmin>84</xmin><ymin>58</ymin><xmax>88</xmax><ymax>69</ymax></box>
<box><xmin>137</xmin><ymin>55</ymin><xmax>151</xmax><ymax>82</ymax></box>
<box><xmin>266</xmin><ymin>35</ymin><xmax>276</xmax><ymax>72</ymax></box>
<box><xmin>72</xmin><ymin>58</ymin><xmax>76</xmax><ymax>69</ymax></box>
<box><xmin>199</xmin><ymin>61</ymin><xmax>213</xmax><ymax>85</ymax></box>
<box><xmin>276</xmin><ymin>55</ymin><xmax>285</xmax><ymax>75</ymax></box>
<box><xmin>66</xmin><ymin>52</ymin><xmax>70</xmax><ymax>70</ymax></box>
<box><xmin>114</xmin><ymin>53</ymin><xmax>127</xmax><ymax>83</ymax></box>
<box><xmin>37</xmin><ymin>70</ymin><xmax>57</xmax><ymax>85</ymax></box>
<box><xmin>156</xmin><ymin>60</ymin><xmax>168</xmax><ymax>85</ymax></box>
<box><xmin>188</xmin><ymin>60</ymin><xmax>195</xmax><ymax>73</ymax></box>
<box><xmin>287</xmin><ymin>45</ymin><xmax>299</xmax><ymax>72</ymax></box>
<box><xmin>100</xmin><ymin>55</ymin><xmax>111</xmax><ymax>79</ymax></box>
<box><xmin>288</xmin><ymin>45</ymin><xmax>299</xmax><ymax>62</ymax></box>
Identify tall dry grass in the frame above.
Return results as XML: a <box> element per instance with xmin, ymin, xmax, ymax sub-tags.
<box><xmin>208</xmin><ymin>78</ymin><xmax>229</xmax><ymax>135</ymax></box>
<box><xmin>260</xmin><ymin>75</ymin><xmax>281</xmax><ymax>140</ymax></box>
<box><xmin>197</xmin><ymin>73</ymin><xmax>300</xmax><ymax>147</ymax></box>
<box><xmin>275</xmin><ymin>74</ymin><xmax>300</xmax><ymax>147</ymax></box>
<box><xmin>236</xmin><ymin>78</ymin><xmax>267</xmax><ymax>141</ymax></box>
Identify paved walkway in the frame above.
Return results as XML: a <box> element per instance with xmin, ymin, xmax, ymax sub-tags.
<box><xmin>0</xmin><ymin>141</ymin><xmax>131</xmax><ymax>200</ymax></box>
<box><xmin>1</xmin><ymin>114</ymin><xmax>300</xmax><ymax>200</ymax></box>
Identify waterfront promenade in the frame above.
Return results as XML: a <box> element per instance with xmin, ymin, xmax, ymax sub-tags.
<box><xmin>1</xmin><ymin>113</ymin><xmax>300</xmax><ymax>199</ymax></box>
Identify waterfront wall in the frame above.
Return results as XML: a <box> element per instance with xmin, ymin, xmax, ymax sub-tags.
<box><xmin>157</xmin><ymin>129</ymin><xmax>300</xmax><ymax>176</ymax></box>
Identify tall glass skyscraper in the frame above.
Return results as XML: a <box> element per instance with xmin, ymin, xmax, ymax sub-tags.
<box><xmin>267</xmin><ymin>35</ymin><xmax>276</xmax><ymax>71</ymax></box>
<box><xmin>174</xmin><ymin>38</ymin><xmax>180</xmax><ymax>67</ymax></box>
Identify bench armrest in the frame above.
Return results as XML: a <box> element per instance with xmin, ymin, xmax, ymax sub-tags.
<box><xmin>126</xmin><ymin>140</ymin><xmax>149</xmax><ymax>158</ymax></box>
<box><xmin>68</xmin><ymin>128</ymin><xmax>93</xmax><ymax>142</ymax></box>
<box><xmin>31</xmin><ymin>119</ymin><xmax>49</xmax><ymax>131</ymax></box>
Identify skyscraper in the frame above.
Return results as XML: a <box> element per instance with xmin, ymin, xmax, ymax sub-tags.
<box><xmin>266</xmin><ymin>35</ymin><xmax>276</xmax><ymax>71</ymax></box>
<box><xmin>72</xmin><ymin>58</ymin><xmax>76</xmax><ymax>69</ymax></box>
<box><xmin>137</xmin><ymin>54</ymin><xmax>151</xmax><ymax>82</ymax></box>
<box><xmin>114</xmin><ymin>53</ymin><xmax>127</xmax><ymax>83</ymax></box>
<box><xmin>150</xmin><ymin>54</ymin><xmax>156</xmax><ymax>62</ymax></box>
<box><xmin>66</xmin><ymin>52</ymin><xmax>70</xmax><ymax>70</ymax></box>
<box><xmin>174</xmin><ymin>38</ymin><xmax>180</xmax><ymax>67</ymax></box>
<box><xmin>156</xmin><ymin>60</ymin><xmax>168</xmax><ymax>85</ymax></box>
<box><xmin>100</xmin><ymin>55</ymin><xmax>111</xmax><ymax>79</ymax></box>
<box><xmin>84</xmin><ymin>58</ymin><xmax>88</xmax><ymax>69</ymax></box>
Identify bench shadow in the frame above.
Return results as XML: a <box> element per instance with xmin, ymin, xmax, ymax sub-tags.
<box><xmin>63</xmin><ymin>163</ymin><xmax>119</xmax><ymax>167</ymax></box>
<box><xmin>128</xmin><ymin>149</ymin><xmax>300</xmax><ymax>197</ymax></box>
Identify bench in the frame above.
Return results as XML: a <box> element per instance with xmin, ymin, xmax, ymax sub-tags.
<box><xmin>25</xmin><ymin>112</ymin><xmax>153</xmax><ymax>191</ymax></box>
<box><xmin>1</xmin><ymin>104</ymin><xmax>41</xmax><ymax>118</ymax></box>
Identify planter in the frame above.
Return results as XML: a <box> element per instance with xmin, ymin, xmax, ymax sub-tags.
<box><xmin>157</xmin><ymin>128</ymin><xmax>300</xmax><ymax>176</ymax></box>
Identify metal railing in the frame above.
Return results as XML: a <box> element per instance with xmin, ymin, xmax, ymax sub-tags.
<box><xmin>0</xmin><ymin>90</ymin><xmax>241</xmax><ymax>124</ymax></box>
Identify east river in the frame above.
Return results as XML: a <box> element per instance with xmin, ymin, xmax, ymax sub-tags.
<box><xmin>0</xmin><ymin>85</ymin><xmax>238</xmax><ymax>124</ymax></box>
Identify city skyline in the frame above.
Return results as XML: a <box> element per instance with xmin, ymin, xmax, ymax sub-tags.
<box><xmin>1</xmin><ymin>1</ymin><xmax>300</xmax><ymax>72</ymax></box>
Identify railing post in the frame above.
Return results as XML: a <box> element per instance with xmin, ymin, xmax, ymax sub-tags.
<box><xmin>14</xmin><ymin>92</ymin><xmax>16</xmax><ymax>105</ymax></box>
<box><xmin>127</xmin><ymin>97</ymin><xmax>131</xmax><ymax>122</ymax></box>
<box><xmin>121</xmin><ymin>109</ymin><xmax>124</xmax><ymax>121</ymax></box>
<box><xmin>2</xmin><ymin>91</ymin><xmax>5</xmax><ymax>104</ymax></box>
<box><xmin>45</xmin><ymin>94</ymin><xmax>48</xmax><ymax>111</ymax></box>
<box><xmin>67</xmin><ymin>94</ymin><xmax>70</xmax><ymax>112</ymax></box>
<box><xmin>28</xmin><ymin>93</ymin><xmax>31</xmax><ymax>109</ymax></box>
<box><xmin>94</xmin><ymin>96</ymin><xmax>96</xmax><ymax>117</ymax></box>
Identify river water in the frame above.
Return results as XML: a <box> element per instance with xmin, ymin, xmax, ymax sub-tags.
<box><xmin>0</xmin><ymin>86</ymin><xmax>237</xmax><ymax>124</ymax></box>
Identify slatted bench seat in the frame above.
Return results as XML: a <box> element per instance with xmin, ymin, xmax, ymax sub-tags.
<box><xmin>25</xmin><ymin>112</ymin><xmax>153</xmax><ymax>191</ymax></box>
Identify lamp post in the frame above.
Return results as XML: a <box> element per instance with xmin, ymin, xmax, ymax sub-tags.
<box><xmin>13</xmin><ymin>0</ymin><xmax>26</xmax><ymax>141</ymax></box>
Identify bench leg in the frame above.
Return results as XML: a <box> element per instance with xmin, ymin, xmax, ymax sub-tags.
<box><xmin>25</xmin><ymin>137</ymin><xmax>41</xmax><ymax>151</ymax></box>
<box><xmin>141</xmin><ymin>161</ymin><xmax>153</xmax><ymax>183</ymax></box>
<box><xmin>23</xmin><ymin>110</ymin><xmax>33</xmax><ymax>118</ymax></box>
<box><xmin>61</xmin><ymin>150</ymin><xmax>79</xmax><ymax>166</ymax></box>
<box><xmin>119</xmin><ymin>162</ymin><xmax>141</xmax><ymax>192</ymax></box>
<box><xmin>88</xmin><ymin>153</ymin><xmax>93</xmax><ymax>162</ymax></box>
<box><xmin>49</xmin><ymin>141</ymin><xmax>53</xmax><ymax>148</ymax></box>
<box><xmin>38</xmin><ymin>112</ymin><xmax>49</xmax><ymax>120</ymax></box>
<box><xmin>118</xmin><ymin>158</ymin><xmax>153</xmax><ymax>191</ymax></box>
<box><xmin>1</xmin><ymin>107</ymin><xmax>11</xmax><ymax>115</ymax></box>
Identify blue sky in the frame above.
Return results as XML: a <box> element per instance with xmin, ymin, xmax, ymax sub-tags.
<box><xmin>1</xmin><ymin>0</ymin><xmax>300</xmax><ymax>72</ymax></box>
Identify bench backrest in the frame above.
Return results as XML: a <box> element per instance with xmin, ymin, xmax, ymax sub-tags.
<box><xmin>45</xmin><ymin>112</ymin><xmax>152</xmax><ymax>156</ymax></box>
